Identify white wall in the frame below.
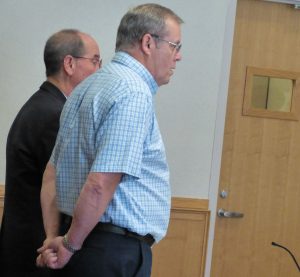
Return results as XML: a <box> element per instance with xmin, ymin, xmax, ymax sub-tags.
<box><xmin>0</xmin><ymin>0</ymin><xmax>236</xmax><ymax>201</ymax></box>
<box><xmin>0</xmin><ymin>1</ymin><xmax>238</xmax><ymax>275</ymax></box>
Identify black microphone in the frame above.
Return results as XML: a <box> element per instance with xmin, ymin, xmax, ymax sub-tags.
<box><xmin>271</xmin><ymin>241</ymin><xmax>300</xmax><ymax>272</ymax></box>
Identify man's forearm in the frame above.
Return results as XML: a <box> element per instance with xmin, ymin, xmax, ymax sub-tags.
<box><xmin>65</xmin><ymin>172</ymin><xmax>121</xmax><ymax>250</ymax></box>
<box><xmin>41</xmin><ymin>162</ymin><xmax>60</xmax><ymax>238</ymax></box>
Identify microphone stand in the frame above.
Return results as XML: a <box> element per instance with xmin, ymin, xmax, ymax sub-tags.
<box><xmin>271</xmin><ymin>241</ymin><xmax>300</xmax><ymax>272</ymax></box>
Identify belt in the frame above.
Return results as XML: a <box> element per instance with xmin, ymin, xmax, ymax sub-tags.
<box><xmin>95</xmin><ymin>222</ymin><xmax>155</xmax><ymax>247</ymax></box>
<box><xmin>60</xmin><ymin>214</ymin><xmax>155</xmax><ymax>247</ymax></box>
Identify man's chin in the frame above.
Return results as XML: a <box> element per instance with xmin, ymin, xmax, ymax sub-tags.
<box><xmin>158</xmin><ymin>77</ymin><xmax>171</xmax><ymax>87</ymax></box>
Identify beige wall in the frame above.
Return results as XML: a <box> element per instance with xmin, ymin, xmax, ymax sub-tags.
<box><xmin>0</xmin><ymin>1</ymin><xmax>237</xmax><ymax>276</ymax></box>
<box><xmin>0</xmin><ymin>0</ymin><xmax>234</xmax><ymax>200</ymax></box>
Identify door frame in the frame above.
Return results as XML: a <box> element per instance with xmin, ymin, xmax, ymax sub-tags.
<box><xmin>204</xmin><ymin>1</ymin><xmax>236</xmax><ymax>276</ymax></box>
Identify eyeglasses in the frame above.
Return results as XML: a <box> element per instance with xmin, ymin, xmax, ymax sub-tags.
<box><xmin>73</xmin><ymin>56</ymin><xmax>102</xmax><ymax>67</ymax></box>
<box><xmin>150</xmin><ymin>34</ymin><xmax>182</xmax><ymax>52</ymax></box>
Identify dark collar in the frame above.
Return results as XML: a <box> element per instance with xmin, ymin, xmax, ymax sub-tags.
<box><xmin>40</xmin><ymin>81</ymin><xmax>67</xmax><ymax>101</ymax></box>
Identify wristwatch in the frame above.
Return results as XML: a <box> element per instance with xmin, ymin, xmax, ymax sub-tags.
<box><xmin>62</xmin><ymin>234</ymin><xmax>81</xmax><ymax>254</ymax></box>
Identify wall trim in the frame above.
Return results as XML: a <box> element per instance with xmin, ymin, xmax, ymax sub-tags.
<box><xmin>0</xmin><ymin>185</ymin><xmax>4</xmax><ymax>201</ymax></box>
<box><xmin>172</xmin><ymin>196</ymin><xmax>208</xmax><ymax>211</ymax></box>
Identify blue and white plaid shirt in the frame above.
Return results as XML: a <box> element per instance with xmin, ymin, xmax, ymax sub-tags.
<box><xmin>50</xmin><ymin>51</ymin><xmax>170</xmax><ymax>242</ymax></box>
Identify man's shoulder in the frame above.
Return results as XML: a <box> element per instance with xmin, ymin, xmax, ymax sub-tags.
<box><xmin>11</xmin><ymin>88</ymin><xmax>64</xmax><ymax>128</ymax></box>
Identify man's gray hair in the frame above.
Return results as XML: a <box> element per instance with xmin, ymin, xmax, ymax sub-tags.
<box><xmin>115</xmin><ymin>3</ymin><xmax>183</xmax><ymax>52</ymax></box>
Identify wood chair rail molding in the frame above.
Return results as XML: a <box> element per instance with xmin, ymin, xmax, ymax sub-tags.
<box><xmin>0</xmin><ymin>185</ymin><xmax>4</xmax><ymax>199</ymax></box>
<box><xmin>171</xmin><ymin>196</ymin><xmax>208</xmax><ymax>211</ymax></box>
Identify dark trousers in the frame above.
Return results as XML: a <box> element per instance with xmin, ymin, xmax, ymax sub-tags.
<box><xmin>51</xmin><ymin>221</ymin><xmax>152</xmax><ymax>277</ymax></box>
<box><xmin>2</xmin><ymin>268</ymin><xmax>50</xmax><ymax>277</ymax></box>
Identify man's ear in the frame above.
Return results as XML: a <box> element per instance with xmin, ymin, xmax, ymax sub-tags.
<box><xmin>63</xmin><ymin>55</ymin><xmax>76</xmax><ymax>76</ymax></box>
<box><xmin>141</xmin><ymin>34</ymin><xmax>153</xmax><ymax>55</ymax></box>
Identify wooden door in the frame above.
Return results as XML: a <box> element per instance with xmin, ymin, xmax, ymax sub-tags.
<box><xmin>211</xmin><ymin>0</ymin><xmax>300</xmax><ymax>276</ymax></box>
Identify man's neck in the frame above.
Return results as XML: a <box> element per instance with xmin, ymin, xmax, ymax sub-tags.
<box><xmin>47</xmin><ymin>76</ymin><xmax>72</xmax><ymax>97</ymax></box>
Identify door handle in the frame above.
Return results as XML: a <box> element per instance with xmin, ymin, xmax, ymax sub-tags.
<box><xmin>217</xmin><ymin>208</ymin><xmax>244</xmax><ymax>218</ymax></box>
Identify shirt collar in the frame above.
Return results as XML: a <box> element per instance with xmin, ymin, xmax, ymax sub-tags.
<box><xmin>112</xmin><ymin>51</ymin><xmax>158</xmax><ymax>95</ymax></box>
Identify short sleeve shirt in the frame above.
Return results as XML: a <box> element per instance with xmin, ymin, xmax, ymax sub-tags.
<box><xmin>51</xmin><ymin>52</ymin><xmax>170</xmax><ymax>242</ymax></box>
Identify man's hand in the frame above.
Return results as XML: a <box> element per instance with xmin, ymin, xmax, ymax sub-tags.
<box><xmin>36</xmin><ymin>237</ymin><xmax>53</xmax><ymax>267</ymax></box>
<box><xmin>36</xmin><ymin>236</ymin><xmax>73</xmax><ymax>269</ymax></box>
